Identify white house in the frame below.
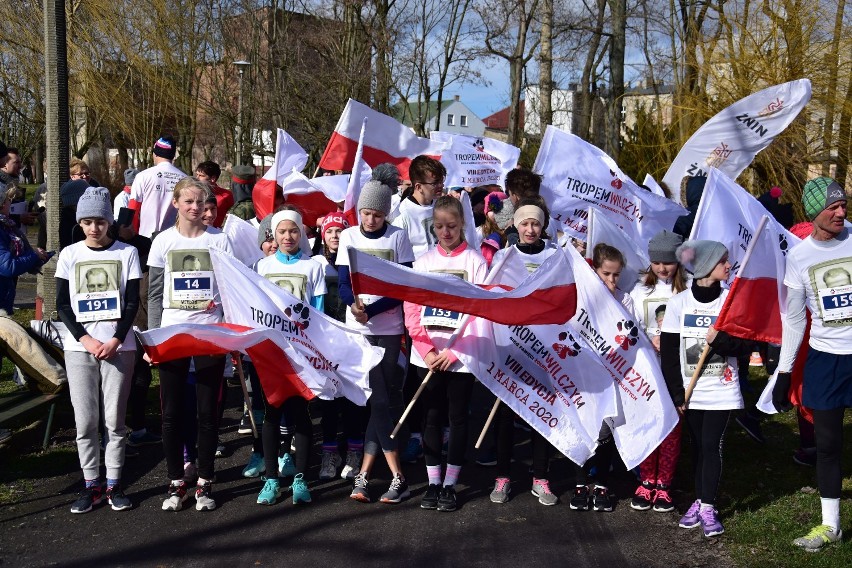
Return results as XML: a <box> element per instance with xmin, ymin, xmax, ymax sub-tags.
<box><xmin>393</xmin><ymin>95</ymin><xmax>485</xmax><ymax>136</ymax></box>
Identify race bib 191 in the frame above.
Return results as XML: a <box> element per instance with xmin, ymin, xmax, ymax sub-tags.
<box><xmin>76</xmin><ymin>291</ymin><xmax>121</xmax><ymax>322</ymax></box>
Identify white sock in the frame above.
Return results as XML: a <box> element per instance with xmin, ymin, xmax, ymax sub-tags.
<box><xmin>699</xmin><ymin>502</ymin><xmax>714</xmax><ymax>511</ymax></box>
<box><xmin>821</xmin><ymin>497</ymin><xmax>841</xmax><ymax>531</ymax></box>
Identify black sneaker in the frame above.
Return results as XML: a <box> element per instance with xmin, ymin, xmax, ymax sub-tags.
<box><xmin>735</xmin><ymin>413</ymin><xmax>765</xmax><ymax>444</ymax></box>
<box><xmin>437</xmin><ymin>485</ymin><xmax>457</xmax><ymax>512</ymax></box>
<box><xmin>630</xmin><ymin>481</ymin><xmax>654</xmax><ymax>511</ymax></box>
<box><xmin>70</xmin><ymin>486</ymin><xmax>102</xmax><ymax>514</ymax></box>
<box><xmin>380</xmin><ymin>473</ymin><xmax>410</xmax><ymax>504</ymax></box>
<box><xmin>592</xmin><ymin>486</ymin><xmax>615</xmax><ymax>512</ymax></box>
<box><xmin>569</xmin><ymin>485</ymin><xmax>590</xmax><ymax>510</ymax></box>
<box><xmin>237</xmin><ymin>413</ymin><xmax>252</xmax><ymax>436</ymax></box>
<box><xmin>652</xmin><ymin>484</ymin><xmax>674</xmax><ymax>512</ymax></box>
<box><xmin>106</xmin><ymin>485</ymin><xmax>132</xmax><ymax>511</ymax></box>
<box><xmin>421</xmin><ymin>483</ymin><xmax>440</xmax><ymax>510</ymax></box>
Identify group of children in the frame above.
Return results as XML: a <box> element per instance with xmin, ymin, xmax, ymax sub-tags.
<box><xmin>57</xmin><ymin>160</ymin><xmax>749</xmax><ymax>541</ymax></box>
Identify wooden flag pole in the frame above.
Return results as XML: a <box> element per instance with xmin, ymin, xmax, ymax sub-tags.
<box><xmin>234</xmin><ymin>356</ymin><xmax>258</xmax><ymax>438</ymax></box>
<box><xmin>475</xmin><ymin>399</ymin><xmax>501</xmax><ymax>449</ymax></box>
<box><xmin>390</xmin><ymin>370</ymin><xmax>434</xmax><ymax>440</ymax></box>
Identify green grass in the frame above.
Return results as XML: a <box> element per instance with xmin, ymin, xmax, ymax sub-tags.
<box><xmin>0</xmin><ymin>308</ymin><xmax>36</xmax><ymax>394</ymax></box>
<box><xmin>718</xmin><ymin>369</ymin><xmax>852</xmax><ymax>566</ymax></box>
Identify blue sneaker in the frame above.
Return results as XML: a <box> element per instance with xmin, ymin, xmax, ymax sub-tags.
<box><xmin>257</xmin><ymin>477</ymin><xmax>282</xmax><ymax>505</ymax></box>
<box><xmin>278</xmin><ymin>452</ymin><xmax>297</xmax><ymax>477</ymax></box>
<box><xmin>242</xmin><ymin>452</ymin><xmax>266</xmax><ymax>478</ymax></box>
<box><xmin>127</xmin><ymin>430</ymin><xmax>161</xmax><ymax>447</ymax></box>
<box><xmin>401</xmin><ymin>437</ymin><xmax>423</xmax><ymax>464</ymax></box>
<box><xmin>291</xmin><ymin>473</ymin><xmax>312</xmax><ymax>504</ymax></box>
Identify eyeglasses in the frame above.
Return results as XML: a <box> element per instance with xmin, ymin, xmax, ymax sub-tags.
<box><xmin>419</xmin><ymin>180</ymin><xmax>445</xmax><ymax>188</ymax></box>
<box><xmin>71</xmin><ymin>172</ymin><xmax>91</xmax><ymax>179</ymax></box>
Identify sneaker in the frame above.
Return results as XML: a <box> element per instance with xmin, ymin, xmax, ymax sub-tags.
<box><xmin>401</xmin><ymin>437</ymin><xmax>423</xmax><ymax>464</ymax></box>
<box><xmin>0</xmin><ymin>428</ymin><xmax>11</xmax><ymax>443</ymax></box>
<box><xmin>699</xmin><ymin>506</ymin><xmax>724</xmax><ymax>537</ymax></box>
<box><xmin>793</xmin><ymin>525</ymin><xmax>843</xmax><ymax>552</ymax></box>
<box><xmin>237</xmin><ymin>412</ymin><xmax>252</xmax><ymax>435</ymax></box>
<box><xmin>341</xmin><ymin>450</ymin><xmax>362</xmax><ymax>480</ymax></box>
<box><xmin>531</xmin><ymin>478</ymin><xmax>558</xmax><ymax>506</ymax></box>
<box><xmin>319</xmin><ymin>451</ymin><xmax>342</xmax><ymax>480</ymax></box>
<box><xmin>653</xmin><ymin>484</ymin><xmax>675</xmax><ymax>512</ymax></box>
<box><xmin>257</xmin><ymin>477</ymin><xmax>282</xmax><ymax>505</ymax></box>
<box><xmin>127</xmin><ymin>430</ymin><xmax>161</xmax><ymax>447</ymax></box>
<box><xmin>749</xmin><ymin>351</ymin><xmax>763</xmax><ymax>366</ymax></box>
<box><xmin>437</xmin><ymin>485</ymin><xmax>457</xmax><ymax>512</ymax></box>
<box><xmin>70</xmin><ymin>486</ymin><xmax>102</xmax><ymax>514</ymax></box>
<box><xmin>793</xmin><ymin>448</ymin><xmax>817</xmax><ymax>467</ymax></box>
<box><xmin>194</xmin><ymin>482</ymin><xmax>216</xmax><ymax>511</ymax></box>
<box><xmin>106</xmin><ymin>485</ymin><xmax>132</xmax><ymax>511</ymax></box>
<box><xmin>291</xmin><ymin>473</ymin><xmax>312</xmax><ymax>504</ymax></box>
<box><xmin>679</xmin><ymin>500</ymin><xmax>701</xmax><ymax>529</ymax></box>
<box><xmin>592</xmin><ymin>486</ymin><xmax>614</xmax><ymax>512</ymax></box>
<box><xmin>124</xmin><ymin>445</ymin><xmax>140</xmax><ymax>459</ymax></box>
<box><xmin>380</xmin><ymin>473</ymin><xmax>410</xmax><ymax>504</ymax></box>
<box><xmin>490</xmin><ymin>477</ymin><xmax>511</xmax><ymax>504</ymax></box>
<box><xmin>183</xmin><ymin>462</ymin><xmax>198</xmax><ymax>485</ymax></box>
<box><xmin>569</xmin><ymin>485</ymin><xmax>590</xmax><ymax>511</ymax></box>
<box><xmin>215</xmin><ymin>440</ymin><xmax>226</xmax><ymax>458</ymax></box>
<box><xmin>278</xmin><ymin>452</ymin><xmax>297</xmax><ymax>477</ymax></box>
<box><xmin>631</xmin><ymin>481</ymin><xmax>655</xmax><ymax>511</ymax></box>
<box><xmin>242</xmin><ymin>452</ymin><xmax>266</xmax><ymax>478</ymax></box>
<box><xmin>350</xmin><ymin>472</ymin><xmax>370</xmax><ymax>502</ymax></box>
<box><xmin>475</xmin><ymin>448</ymin><xmax>498</xmax><ymax>467</ymax></box>
<box><xmin>735</xmin><ymin>413</ymin><xmax>765</xmax><ymax>443</ymax></box>
<box><xmin>421</xmin><ymin>483</ymin><xmax>440</xmax><ymax>509</ymax></box>
<box><xmin>162</xmin><ymin>481</ymin><xmax>189</xmax><ymax>512</ymax></box>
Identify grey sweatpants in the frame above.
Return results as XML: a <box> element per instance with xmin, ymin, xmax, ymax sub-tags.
<box><xmin>65</xmin><ymin>350</ymin><xmax>135</xmax><ymax>480</ymax></box>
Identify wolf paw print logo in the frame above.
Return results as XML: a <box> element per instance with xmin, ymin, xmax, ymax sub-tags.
<box><xmin>472</xmin><ymin>138</ymin><xmax>485</xmax><ymax>152</ymax></box>
<box><xmin>284</xmin><ymin>303</ymin><xmax>311</xmax><ymax>331</ymax></box>
<box><xmin>779</xmin><ymin>233</ymin><xmax>789</xmax><ymax>256</ymax></box>
<box><xmin>609</xmin><ymin>170</ymin><xmax>623</xmax><ymax>190</ymax></box>
<box><xmin>721</xmin><ymin>366</ymin><xmax>735</xmax><ymax>385</ymax></box>
<box><xmin>614</xmin><ymin>319</ymin><xmax>638</xmax><ymax>351</ymax></box>
<box><xmin>552</xmin><ymin>331</ymin><xmax>581</xmax><ymax>359</ymax></box>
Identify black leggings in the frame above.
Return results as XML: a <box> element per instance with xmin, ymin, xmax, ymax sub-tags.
<box><xmin>496</xmin><ymin>403</ymin><xmax>551</xmax><ymax>479</ymax></box>
<box><xmin>419</xmin><ymin>368</ymin><xmax>474</xmax><ymax>467</ymax></box>
<box><xmin>320</xmin><ymin>397</ymin><xmax>367</xmax><ymax>445</ymax></box>
<box><xmin>159</xmin><ymin>355</ymin><xmax>225</xmax><ymax>481</ymax></box>
<box><xmin>684</xmin><ymin>409</ymin><xmax>731</xmax><ymax>506</ymax></box>
<box><xmin>263</xmin><ymin>395</ymin><xmax>312</xmax><ymax>478</ymax></box>
<box><xmin>573</xmin><ymin>422</ymin><xmax>615</xmax><ymax>486</ymax></box>
<box><xmin>812</xmin><ymin>407</ymin><xmax>846</xmax><ymax>499</ymax></box>
<box><xmin>127</xmin><ymin>337</ymin><xmax>153</xmax><ymax>431</ymax></box>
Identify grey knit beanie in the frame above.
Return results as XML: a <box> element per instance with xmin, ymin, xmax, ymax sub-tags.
<box><xmin>676</xmin><ymin>240</ymin><xmax>728</xmax><ymax>279</ymax></box>
<box><xmin>647</xmin><ymin>230</ymin><xmax>683</xmax><ymax>263</ymax></box>
<box><xmin>357</xmin><ymin>180</ymin><xmax>393</xmax><ymax>216</ymax></box>
<box><xmin>124</xmin><ymin>168</ymin><xmax>139</xmax><ymax>187</ymax></box>
<box><xmin>76</xmin><ymin>187</ymin><xmax>114</xmax><ymax>222</ymax></box>
<box><xmin>372</xmin><ymin>163</ymin><xmax>400</xmax><ymax>189</ymax></box>
<box><xmin>257</xmin><ymin>214</ymin><xmax>274</xmax><ymax>248</ymax></box>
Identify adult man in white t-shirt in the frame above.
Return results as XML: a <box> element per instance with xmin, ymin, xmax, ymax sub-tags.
<box><xmin>128</xmin><ymin>135</ymin><xmax>187</xmax><ymax>237</ymax></box>
<box><xmin>775</xmin><ymin>176</ymin><xmax>850</xmax><ymax>552</ymax></box>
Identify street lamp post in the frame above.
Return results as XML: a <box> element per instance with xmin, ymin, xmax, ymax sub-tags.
<box><xmin>234</xmin><ymin>60</ymin><xmax>251</xmax><ymax>165</ymax></box>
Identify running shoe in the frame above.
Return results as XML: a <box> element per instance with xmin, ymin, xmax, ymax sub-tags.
<box><xmin>215</xmin><ymin>439</ymin><xmax>226</xmax><ymax>458</ymax></box>
<box><xmin>350</xmin><ymin>472</ymin><xmax>370</xmax><ymax>502</ymax></box>
<box><xmin>652</xmin><ymin>484</ymin><xmax>675</xmax><ymax>512</ymax></box>
<box><xmin>531</xmin><ymin>478</ymin><xmax>558</xmax><ymax>506</ymax></box>
<box><xmin>421</xmin><ymin>483</ymin><xmax>440</xmax><ymax>510</ymax></box>
<box><xmin>793</xmin><ymin>448</ymin><xmax>817</xmax><ymax>467</ymax></box>
<box><xmin>475</xmin><ymin>448</ymin><xmax>498</xmax><ymax>467</ymax></box>
<box><xmin>592</xmin><ymin>486</ymin><xmax>614</xmax><ymax>512</ymax></box>
<box><xmin>127</xmin><ymin>430</ymin><xmax>161</xmax><ymax>447</ymax></box>
<box><xmin>735</xmin><ymin>413</ymin><xmax>765</xmax><ymax>444</ymax></box>
<box><xmin>257</xmin><ymin>477</ymin><xmax>282</xmax><ymax>505</ymax></box>
<box><xmin>749</xmin><ymin>351</ymin><xmax>763</xmax><ymax>366</ymax></box>
<box><xmin>278</xmin><ymin>452</ymin><xmax>297</xmax><ymax>477</ymax></box>
<box><xmin>341</xmin><ymin>450</ymin><xmax>362</xmax><ymax>480</ymax></box>
<box><xmin>162</xmin><ymin>481</ymin><xmax>189</xmax><ymax>512</ymax></box>
<box><xmin>237</xmin><ymin>412</ymin><xmax>252</xmax><ymax>435</ymax></box>
<box><xmin>793</xmin><ymin>525</ymin><xmax>843</xmax><ymax>552</ymax></box>
<box><xmin>195</xmin><ymin>482</ymin><xmax>216</xmax><ymax>511</ymax></box>
<box><xmin>699</xmin><ymin>506</ymin><xmax>724</xmax><ymax>537</ymax></box>
<box><xmin>70</xmin><ymin>486</ymin><xmax>102</xmax><ymax>514</ymax></box>
<box><xmin>242</xmin><ymin>452</ymin><xmax>266</xmax><ymax>478</ymax></box>
<box><xmin>319</xmin><ymin>451</ymin><xmax>342</xmax><ymax>480</ymax></box>
<box><xmin>437</xmin><ymin>486</ymin><xmax>457</xmax><ymax>512</ymax></box>
<box><xmin>291</xmin><ymin>473</ymin><xmax>312</xmax><ymax>504</ymax></box>
<box><xmin>631</xmin><ymin>481</ymin><xmax>654</xmax><ymax>511</ymax></box>
<box><xmin>106</xmin><ymin>485</ymin><xmax>132</xmax><ymax>511</ymax></box>
<box><xmin>679</xmin><ymin>500</ymin><xmax>701</xmax><ymax>529</ymax></box>
<box><xmin>569</xmin><ymin>485</ymin><xmax>590</xmax><ymax>511</ymax></box>
<box><xmin>380</xmin><ymin>473</ymin><xmax>410</xmax><ymax>504</ymax></box>
<box><xmin>401</xmin><ymin>436</ymin><xmax>424</xmax><ymax>464</ymax></box>
<box><xmin>490</xmin><ymin>477</ymin><xmax>511</xmax><ymax>504</ymax></box>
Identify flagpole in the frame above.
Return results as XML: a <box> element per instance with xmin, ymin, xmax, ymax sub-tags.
<box><xmin>683</xmin><ymin>215</ymin><xmax>769</xmax><ymax>407</ymax></box>
<box><xmin>475</xmin><ymin>399</ymin><xmax>501</xmax><ymax>449</ymax></box>
<box><xmin>389</xmin><ymin>248</ymin><xmax>515</xmax><ymax>440</ymax></box>
<box><xmin>234</xmin><ymin>356</ymin><xmax>258</xmax><ymax>438</ymax></box>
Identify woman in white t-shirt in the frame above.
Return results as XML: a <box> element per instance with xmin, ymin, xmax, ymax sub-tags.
<box><xmin>628</xmin><ymin>230</ymin><xmax>688</xmax><ymax>514</ymax></box>
<box><xmin>660</xmin><ymin>240</ymin><xmax>753</xmax><ymax>538</ymax></box>
<box><xmin>57</xmin><ymin>187</ymin><xmax>141</xmax><ymax>514</ymax></box>
<box><xmin>147</xmin><ymin>177</ymin><xmax>234</xmax><ymax>513</ymax></box>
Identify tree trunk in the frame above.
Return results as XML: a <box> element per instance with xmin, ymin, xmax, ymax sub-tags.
<box><xmin>606</xmin><ymin>0</ymin><xmax>626</xmax><ymax>160</ymax></box>
<box><xmin>835</xmin><ymin>69</ymin><xmax>852</xmax><ymax>189</ymax></box>
<box><xmin>538</xmin><ymin>0</ymin><xmax>552</xmax><ymax>137</ymax></box>
<box><xmin>820</xmin><ymin>0</ymin><xmax>846</xmax><ymax>175</ymax></box>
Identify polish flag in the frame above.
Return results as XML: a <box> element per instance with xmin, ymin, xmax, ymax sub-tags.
<box><xmin>342</xmin><ymin>117</ymin><xmax>372</xmax><ymax>226</ymax></box>
<box><xmin>137</xmin><ymin>323</ymin><xmax>330</xmax><ymax>406</ymax></box>
<box><xmin>318</xmin><ymin>99</ymin><xmax>448</xmax><ymax>180</ymax></box>
<box><xmin>347</xmin><ymin>247</ymin><xmax>578</xmax><ymax>325</ymax></box>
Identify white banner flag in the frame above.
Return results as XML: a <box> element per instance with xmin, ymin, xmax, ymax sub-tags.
<box><xmin>662</xmin><ymin>79</ymin><xmax>812</xmax><ymax>202</ymax></box>
<box><xmin>222</xmin><ymin>214</ymin><xmax>264</xmax><ymax>267</ymax></box>
<box><xmin>533</xmin><ymin>126</ymin><xmax>686</xmax><ymax>243</ymax></box>
<box><xmin>210</xmin><ymin>248</ymin><xmax>381</xmax><ymax>405</ymax></box>
<box><xmin>430</xmin><ymin>131</ymin><xmax>520</xmax><ymax>188</ymax></box>
<box><xmin>566</xmin><ymin>245</ymin><xmax>679</xmax><ymax>469</ymax></box>
<box><xmin>642</xmin><ymin>174</ymin><xmax>667</xmax><ymax>198</ymax></box>
<box><xmin>586</xmin><ymin>208</ymin><xmax>650</xmax><ymax>294</ymax></box>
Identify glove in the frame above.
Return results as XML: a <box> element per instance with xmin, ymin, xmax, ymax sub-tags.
<box><xmin>772</xmin><ymin>372</ymin><xmax>793</xmax><ymax>412</ymax></box>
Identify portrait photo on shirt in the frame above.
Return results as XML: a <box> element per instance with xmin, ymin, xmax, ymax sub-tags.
<box><xmin>808</xmin><ymin>256</ymin><xmax>852</xmax><ymax>326</ymax></box>
<box><xmin>683</xmin><ymin>337</ymin><xmax>725</xmax><ymax>375</ymax></box>
<box><xmin>168</xmin><ymin>249</ymin><xmax>212</xmax><ymax>273</ymax></box>
<box><xmin>75</xmin><ymin>260</ymin><xmax>120</xmax><ymax>295</ymax></box>
<box><xmin>268</xmin><ymin>273</ymin><xmax>307</xmax><ymax>299</ymax></box>
<box><xmin>641</xmin><ymin>299</ymin><xmax>668</xmax><ymax>333</ymax></box>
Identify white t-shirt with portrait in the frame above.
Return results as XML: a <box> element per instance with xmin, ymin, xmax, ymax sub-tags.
<box><xmin>661</xmin><ymin>288</ymin><xmax>743</xmax><ymax>410</ymax></box>
<box><xmin>256</xmin><ymin>254</ymin><xmax>326</xmax><ymax>303</ymax></box>
<box><xmin>630</xmin><ymin>280</ymin><xmax>677</xmax><ymax>337</ymax></box>
<box><xmin>56</xmin><ymin>240</ymin><xmax>142</xmax><ymax>352</ymax></box>
<box><xmin>392</xmin><ymin>198</ymin><xmax>435</xmax><ymax>259</ymax></box>
<box><xmin>148</xmin><ymin>226</ymin><xmax>234</xmax><ymax>327</ymax></box>
<box><xmin>337</xmin><ymin>224</ymin><xmax>415</xmax><ymax>335</ymax></box>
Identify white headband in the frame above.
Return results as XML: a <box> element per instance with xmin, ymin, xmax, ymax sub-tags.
<box><xmin>513</xmin><ymin>205</ymin><xmax>545</xmax><ymax>227</ymax></box>
<box><xmin>271</xmin><ymin>210</ymin><xmax>303</xmax><ymax>235</ymax></box>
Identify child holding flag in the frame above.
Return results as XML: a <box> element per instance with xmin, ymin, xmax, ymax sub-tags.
<box><xmin>403</xmin><ymin>196</ymin><xmax>488</xmax><ymax>511</ymax></box>
<box><xmin>57</xmin><ymin>187</ymin><xmax>141</xmax><ymax>513</ymax></box>
<box><xmin>254</xmin><ymin>206</ymin><xmax>325</xmax><ymax>506</ymax></box>
<box><xmin>489</xmin><ymin>199</ymin><xmax>560</xmax><ymax>506</ymax></box>
<box><xmin>660</xmin><ymin>240</ymin><xmax>753</xmax><ymax>537</ymax></box>
<box><xmin>629</xmin><ymin>230</ymin><xmax>687</xmax><ymax>512</ymax></box>
<box><xmin>148</xmin><ymin>178</ymin><xmax>234</xmax><ymax>512</ymax></box>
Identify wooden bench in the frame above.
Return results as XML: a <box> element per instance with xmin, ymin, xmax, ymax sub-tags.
<box><xmin>0</xmin><ymin>385</ymin><xmax>63</xmax><ymax>450</ymax></box>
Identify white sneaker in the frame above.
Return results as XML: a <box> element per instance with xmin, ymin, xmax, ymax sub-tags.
<box><xmin>319</xmin><ymin>451</ymin><xmax>342</xmax><ymax>480</ymax></box>
<box><xmin>341</xmin><ymin>450</ymin><xmax>363</xmax><ymax>480</ymax></box>
<box><xmin>194</xmin><ymin>482</ymin><xmax>216</xmax><ymax>511</ymax></box>
<box><xmin>162</xmin><ymin>481</ymin><xmax>188</xmax><ymax>512</ymax></box>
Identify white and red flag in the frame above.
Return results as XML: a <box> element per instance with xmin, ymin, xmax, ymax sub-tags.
<box><xmin>222</xmin><ymin>214</ymin><xmax>264</xmax><ymax>267</ymax></box>
<box><xmin>430</xmin><ymin>131</ymin><xmax>520</xmax><ymax>188</ymax></box>
<box><xmin>137</xmin><ymin>323</ymin><xmax>332</xmax><ymax>406</ymax></box>
<box><xmin>318</xmin><ymin>99</ymin><xmax>448</xmax><ymax>180</ymax></box>
<box><xmin>586</xmin><ymin>207</ymin><xmax>650</xmax><ymax>294</ymax></box>
<box><xmin>210</xmin><ymin>248</ymin><xmax>380</xmax><ymax>405</ymax></box>
<box><xmin>347</xmin><ymin>247</ymin><xmax>578</xmax><ymax>325</ymax></box>
<box><xmin>533</xmin><ymin>126</ymin><xmax>686</xmax><ymax>243</ymax></box>
<box><xmin>566</xmin><ymin>245</ymin><xmax>679</xmax><ymax>469</ymax></box>
<box><xmin>662</xmin><ymin>79</ymin><xmax>812</xmax><ymax>203</ymax></box>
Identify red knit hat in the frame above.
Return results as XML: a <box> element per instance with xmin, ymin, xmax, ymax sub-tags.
<box><xmin>321</xmin><ymin>212</ymin><xmax>349</xmax><ymax>235</ymax></box>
